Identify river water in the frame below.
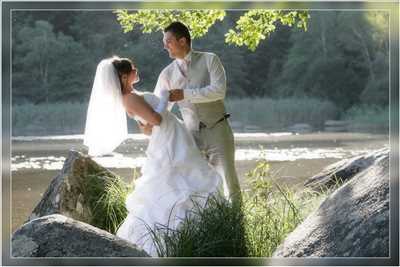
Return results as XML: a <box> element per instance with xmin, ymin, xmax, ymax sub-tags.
<box><xmin>9</xmin><ymin>132</ymin><xmax>388</xmax><ymax>233</ymax></box>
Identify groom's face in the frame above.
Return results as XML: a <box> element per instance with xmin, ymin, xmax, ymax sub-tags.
<box><xmin>163</xmin><ymin>31</ymin><xmax>185</xmax><ymax>59</ymax></box>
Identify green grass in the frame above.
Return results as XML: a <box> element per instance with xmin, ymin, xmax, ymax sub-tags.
<box><xmin>11</xmin><ymin>102</ymin><xmax>138</xmax><ymax>136</ymax></box>
<box><xmin>12</xmin><ymin>98</ymin><xmax>340</xmax><ymax>135</ymax></box>
<box><xmin>83</xmin><ymin>171</ymin><xmax>134</xmax><ymax>234</ymax></box>
<box><xmin>148</xmin><ymin>194</ymin><xmax>248</xmax><ymax>257</ymax></box>
<box><xmin>12</xmin><ymin>102</ymin><xmax>88</xmax><ymax>136</ymax></box>
<box><xmin>342</xmin><ymin>105</ymin><xmax>389</xmax><ymax>133</ymax></box>
<box><xmin>225</xmin><ymin>97</ymin><xmax>339</xmax><ymax>131</ymax></box>
<box><xmin>142</xmin><ymin>160</ymin><xmax>332</xmax><ymax>257</ymax></box>
<box><xmin>12</xmin><ymin>99</ymin><xmax>389</xmax><ymax>136</ymax></box>
<box><xmin>84</xmin><ymin>158</ymin><xmax>338</xmax><ymax>257</ymax></box>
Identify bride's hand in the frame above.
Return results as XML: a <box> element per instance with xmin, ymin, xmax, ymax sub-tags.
<box><xmin>138</xmin><ymin>121</ymin><xmax>153</xmax><ymax>136</ymax></box>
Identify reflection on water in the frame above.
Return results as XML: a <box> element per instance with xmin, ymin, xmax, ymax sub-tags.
<box><xmin>11</xmin><ymin>147</ymin><xmax>383</xmax><ymax>171</ymax></box>
<box><xmin>11</xmin><ymin>133</ymin><xmax>292</xmax><ymax>142</ymax></box>
<box><xmin>11</xmin><ymin>154</ymin><xmax>146</xmax><ymax>171</ymax></box>
<box><xmin>12</xmin><ymin>155</ymin><xmax>66</xmax><ymax>170</ymax></box>
<box><xmin>11</xmin><ymin>132</ymin><xmax>389</xmax><ymax>171</ymax></box>
<box><xmin>10</xmin><ymin>132</ymin><xmax>389</xmax><ymax>233</ymax></box>
<box><xmin>235</xmin><ymin>147</ymin><xmax>373</xmax><ymax>161</ymax></box>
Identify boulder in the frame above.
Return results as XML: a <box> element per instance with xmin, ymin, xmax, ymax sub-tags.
<box><xmin>12</xmin><ymin>214</ymin><xmax>149</xmax><ymax>257</ymax></box>
<box><xmin>304</xmin><ymin>148</ymin><xmax>388</xmax><ymax>191</ymax></box>
<box><xmin>27</xmin><ymin>150</ymin><xmax>125</xmax><ymax>227</ymax></box>
<box><xmin>272</xmin><ymin>152</ymin><xmax>389</xmax><ymax>257</ymax></box>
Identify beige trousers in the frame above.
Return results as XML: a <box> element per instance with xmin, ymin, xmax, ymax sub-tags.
<box><xmin>191</xmin><ymin>119</ymin><xmax>241</xmax><ymax>204</ymax></box>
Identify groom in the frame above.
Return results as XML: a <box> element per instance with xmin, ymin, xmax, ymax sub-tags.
<box><xmin>151</xmin><ymin>21</ymin><xmax>242</xmax><ymax>204</ymax></box>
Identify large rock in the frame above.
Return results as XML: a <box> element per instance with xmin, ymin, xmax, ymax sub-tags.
<box><xmin>273</xmin><ymin>152</ymin><xmax>389</xmax><ymax>257</ymax></box>
<box><xmin>12</xmin><ymin>214</ymin><xmax>149</xmax><ymax>257</ymax></box>
<box><xmin>304</xmin><ymin>147</ymin><xmax>388</xmax><ymax>191</ymax></box>
<box><xmin>28</xmin><ymin>150</ymin><xmax>122</xmax><ymax>225</ymax></box>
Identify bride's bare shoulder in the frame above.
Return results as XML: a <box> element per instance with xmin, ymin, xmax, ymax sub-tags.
<box><xmin>122</xmin><ymin>92</ymin><xmax>141</xmax><ymax>114</ymax></box>
<box><xmin>123</xmin><ymin>91</ymin><xmax>143</xmax><ymax>101</ymax></box>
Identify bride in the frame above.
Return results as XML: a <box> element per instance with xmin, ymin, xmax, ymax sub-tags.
<box><xmin>83</xmin><ymin>57</ymin><xmax>222</xmax><ymax>256</ymax></box>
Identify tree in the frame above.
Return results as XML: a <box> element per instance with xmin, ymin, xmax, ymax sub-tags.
<box><xmin>272</xmin><ymin>11</ymin><xmax>389</xmax><ymax>110</ymax></box>
<box><xmin>11</xmin><ymin>10</ymin><xmax>388</xmax><ymax>110</ymax></box>
<box><xmin>115</xmin><ymin>9</ymin><xmax>309</xmax><ymax>51</ymax></box>
<box><xmin>193</xmin><ymin>14</ymin><xmax>251</xmax><ymax>97</ymax></box>
<box><xmin>13</xmin><ymin>20</ymin><xmax>90</xmax><ymax>104</ymax></box>
<box><xmin>338</xmin><ymin>11</ymin><xmax>389</xmax><ymax>106</ymax></box>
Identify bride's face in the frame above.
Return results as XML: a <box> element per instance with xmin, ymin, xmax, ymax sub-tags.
<box><xmin>127</xmin><ymin>65</ymin><xmax>139</xmax><ymax>85</ymax></box>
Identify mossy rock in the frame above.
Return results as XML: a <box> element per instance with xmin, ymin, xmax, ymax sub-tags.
<box><xmin>28</xmin><ymin>150</ymin><xmax>132</xmax><ymax>234</ymax></box>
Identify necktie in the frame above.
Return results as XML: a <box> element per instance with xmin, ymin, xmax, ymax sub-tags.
<box><xmin>181</xmin><ymin>59</ymin><xmax>189</xmax><ymax>77</ymax></box>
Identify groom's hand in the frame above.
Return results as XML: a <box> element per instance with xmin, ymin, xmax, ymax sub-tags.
<box><xmin>138</xmin><ymin>121</ymin><xmax>153</xmax><ymax>136</ymax></box>
<box><xmin>169</xmin><ymin>89</ymin><xmax>184</xmax><ymax>102</ymax></box>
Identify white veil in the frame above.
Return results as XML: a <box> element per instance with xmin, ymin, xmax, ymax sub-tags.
<box><xmin>83</xmin><ymin>58</ymin><xmax>127</xmax><ymax>156</ymax></box>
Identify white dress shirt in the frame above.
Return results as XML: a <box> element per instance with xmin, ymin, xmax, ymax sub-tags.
<box><xmin>154</xmin><ymin>50</ymin><xmax>227</xmax><ymax>131</ymax></box>
<box><xmin>154</xmin><ymin>50</ymin><xmax>227</xmax><ymax>103</ymax></box>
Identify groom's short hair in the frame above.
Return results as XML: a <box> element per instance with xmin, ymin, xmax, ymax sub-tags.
<box><xmin>164</xmin><ymin>22</ymin><xmax>191</xmax><ymax>47</ymax></box>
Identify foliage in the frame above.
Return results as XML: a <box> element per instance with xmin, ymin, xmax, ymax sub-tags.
<box><xmin>343</xmin><ymin>104</ymin><xmax>389</xmax><ymax>133</ymax></box>
<box><xmin>148</xmin><ymin>194</ymin><xmax>247</xmax><ymax>257</ymax></box>
<box><xmin>12</xmin><ymin>102</ymin><xmax>89</xmax><ymax>136</ymax></box>
<box><xmin>11</xmin><ymin>10</ymin><xmax>389</xmax><ymax>131</ymax></box>
<box><xmin>145</xmin><ymin>159</ymin><xmax>327</xmax><ymax>257</ymax></box>
<box><xmin>83</xmin><ymin>171</ymin><xmax>134</xmax><ymax>234</ymax></box>
<box><xmin>12</xmin><ymin>97</ymin><xmax>340</xmax><ymax>136</ymax></box>
<box><xmin>241</xmin><ymin>159</ymin><xmax>302</xmax><ymax>256</ymax></box>
<box><xmin>225</xmin><ymin>10</ymin><xmax>309</xmax><ymax>51</ymax></box>
<box><xmin>12</xmin><ymin>20</ymin><xmax>91</xmax><ymax>104</ymax></box>
<box><xmin>275</xmin><ymin>11</ymin><xmax>388</xmax><ymax>110</ymax></box>
<box><xmin>115</xmin><ymin>9</ymin><xmax>226</xmax><ymax>39</ymax></box>
<box><xmin>115</xmin><ymin>9</ymin><xmax>308</xmax><ymax>51</ymax></box>
<box><xmin>225</xmin><ymin>97</ymin><xmax>339</xmax><ymax>130</ymax></box>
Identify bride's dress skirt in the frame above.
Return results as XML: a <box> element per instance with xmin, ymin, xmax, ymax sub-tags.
<box><xmin>116</xmin><ymin>95</ymin><xmax>221</xmax><ymax>256</ymax></box>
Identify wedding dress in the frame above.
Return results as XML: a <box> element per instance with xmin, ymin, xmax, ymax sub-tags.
<box><xmin>116</xmin><ymin>92</ymin><xmax>222</xmax><ymax>257</ymax></box>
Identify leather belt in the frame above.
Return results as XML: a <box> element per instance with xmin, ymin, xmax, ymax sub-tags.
<box><xmin>199</xmin><ymin>113</ymin><xmax>230</xmax><ymax>130</ymax></box>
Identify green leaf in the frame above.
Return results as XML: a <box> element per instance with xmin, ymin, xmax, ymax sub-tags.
<box><xmin>114</xmin><ymin>9</ymin><xmax>309</xmax><ymax>51</ymax></box>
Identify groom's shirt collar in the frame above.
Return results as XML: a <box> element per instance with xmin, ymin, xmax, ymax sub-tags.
<box><xmin>184</xmin><ymin>50</ymin><xmax>192</xmax><ymax>63</ymax></box>
<box><xmin>177</xmin><ymin>49</ymin><xmax>192</xmax><ymax>65</ymax></box>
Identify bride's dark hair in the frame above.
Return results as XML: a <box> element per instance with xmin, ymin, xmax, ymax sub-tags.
<box><xmin>112</xmin><ymin>56</ymin><xmax>134</xmax><ymax>90</ymax></box>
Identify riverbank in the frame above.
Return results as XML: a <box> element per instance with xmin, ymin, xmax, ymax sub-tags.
<box><xmin>10</xmin><ymin>132</ymin><xmax>389</xmax><ymax>233</ymax></box>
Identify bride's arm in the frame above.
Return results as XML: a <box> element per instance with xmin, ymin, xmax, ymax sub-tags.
<box><xmin>123</xmin><ymin>94</ymin><xmax>162</xmax><ymax>126</ymax></box>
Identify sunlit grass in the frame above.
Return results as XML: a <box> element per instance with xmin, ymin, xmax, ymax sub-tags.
<box><xmin>225</xmin><ymin>97</ymin><xmax>339</xmax><ymax>131</ymax></box>
<box><xmin>83</xmin><ymin>155</ymin><xmax>342</xmax><ymax>256</ymax></box>
<box><xmin>147</xmin><ymin>194</ymin><xmax>247</xmax><ymax>257</ymax></box>
<box><xmin>141</xmin><ymin>159</ymin><xmax>334</xmax><ymax>257</ymax></box>
<box><xmin>83</xmin><ymin>171</ymin><xmax>134</xmax><ymax>234</ymax></box>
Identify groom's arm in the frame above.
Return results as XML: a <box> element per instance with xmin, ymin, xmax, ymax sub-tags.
<box><xmin>183</xmin><ymin>54</ymin><xmax>226</xmax><ymax>103</ymax></box>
